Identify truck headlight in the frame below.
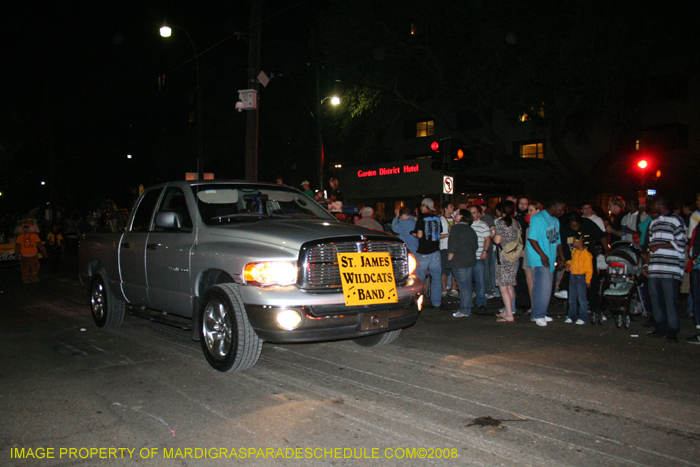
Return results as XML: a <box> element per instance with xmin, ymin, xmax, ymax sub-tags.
<box><xmin>244</xmin><ymin>261</ymin><xmax>298</xmax><ymax>286</ymax></box>
<box><xmin>408</xmin><ymin>253</ymin><xmax>417</xmax><ymax>275</ymax></box>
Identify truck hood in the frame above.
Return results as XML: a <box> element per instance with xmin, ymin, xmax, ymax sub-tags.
<box><xmin>208</xmin><ymin>218</ymin><xmax>395</xmax><ymax>250</ymax></box>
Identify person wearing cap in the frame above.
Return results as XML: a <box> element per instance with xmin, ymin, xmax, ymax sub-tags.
<box><xmin>414</xmin><ymin>198</ymin><xmax>443</xmax><ymax>308</ymax></box>
<box><xmin>300</xmin><ymin>180</ymin><xmax>313</xmax><ymax>198</ymax></box>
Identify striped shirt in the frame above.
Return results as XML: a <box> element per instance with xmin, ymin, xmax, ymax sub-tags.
<box><xmin>648</xmin><ymin>214</ymin><xmax>686</xmax><ymax>281</ymax></box>
<box><xmin>471</xmin><ymin>220</ymin><xmax>490</xmax><ymax>259</ymax></box>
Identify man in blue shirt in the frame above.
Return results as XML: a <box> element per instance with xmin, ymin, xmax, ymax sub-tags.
<box><xmin>527</xmin><ymin>199</ymin><xmax>565</xmax><ymax>326</ymax></box>
<box><xmin>392</xmin><ymin>207</ymin><xmax>419</xmax><ymax>254</ymax></box>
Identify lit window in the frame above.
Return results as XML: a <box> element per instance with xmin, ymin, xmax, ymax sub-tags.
<box><xmin>416</xmin><ymin>120</ymin><xmax>434</xmax><ymax>137</ymax></box>
<box><xmin>520</xmin><ymin>142</ymin><xmax>544</xmax><ymax>159</ymax></box>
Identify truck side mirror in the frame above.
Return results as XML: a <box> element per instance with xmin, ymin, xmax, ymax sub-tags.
<box><xmin>155</xmin><ymin>211</ymin><xmax>182</xmax><ymax>230</ymax></box>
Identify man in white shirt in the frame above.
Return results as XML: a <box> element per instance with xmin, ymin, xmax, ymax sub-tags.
<box><xmin>439</xmin><ymin>203</ymin><xmax>457</xmax><ymax>297</ymax></box>
<box><xmin>687</xmin><ymin>193</ymin><xmax>700</xmax><ymax>239</ymax></box>
<box><xmin>469</xmin><ymin>205</ymin><xmax>491</xmax><ymax>310</ymax></box>
<box><xmin>581</xmin><ymin>201</ymin><xmax>605</xmax><ymax>232</ymax></box>
<box><xmin>614</xmin><ymin>197</ymin><xmax>648</xmax><ymax>245</ymax></box>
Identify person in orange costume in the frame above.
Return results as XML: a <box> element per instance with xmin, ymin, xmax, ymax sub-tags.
<box><xmin>14</xmin><ymin>218</ymin><xmax>46</xmax><ymax>284</ymax></box>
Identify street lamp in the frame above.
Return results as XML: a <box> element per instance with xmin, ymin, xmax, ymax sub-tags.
<box><xmin>315</xmin><ymin>95</ymin><xmax>340</xmax><ymax>193</ymax></box>
<box><xmin>160</xmin><ymin>23</ymin><xmax>204</xmax><ymax>182</ymax></box>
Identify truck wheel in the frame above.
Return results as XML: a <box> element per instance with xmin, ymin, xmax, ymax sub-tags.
<box><xmin>199</xmin><ymin>284</ymin><xmax>263</xmax><ymax>372</ymax></box>
<box><xmin>90</xmin><ymin>271</ymin><xmax>125</xmax><ymax>328</ymax></box>
<box><xmin>354</xmin><ymin>329</ymin><xmax>401</xmax><ymax>347</ymax></box>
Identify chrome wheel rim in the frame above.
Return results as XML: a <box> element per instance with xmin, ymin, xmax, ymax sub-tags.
<box><xmin>203</xmin><ymin>298</ymin><xmax>233</xmax><ymax>360</ymax></box>
<box><xmin>91</xmin><ymin>281</ymin><xmax>105</xmax><ymax>320</ymax></box>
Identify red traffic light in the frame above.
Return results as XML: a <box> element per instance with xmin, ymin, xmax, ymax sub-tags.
<box><xmin>637</xmin><ymin>160</ymin><xmax>648</xmax><ymax>169</ymax></box>
<box><xmin>431</xmin><ymin>141</ymin><xmax>440</xmax><ymax>152</ymax></box>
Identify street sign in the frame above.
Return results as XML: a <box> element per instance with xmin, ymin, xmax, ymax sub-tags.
<box><xmin>443</xmin><ymin>176</ymin><xmax>454</xmax><ymax>194</ymax></box>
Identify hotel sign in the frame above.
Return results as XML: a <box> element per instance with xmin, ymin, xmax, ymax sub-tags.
<box><xmin>356</xmin><ymin>164</ymin><xmax>420</xmax><ymax>178</ymax></box>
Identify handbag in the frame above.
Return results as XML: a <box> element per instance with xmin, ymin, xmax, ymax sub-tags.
<box><xmin>501</xmin><ymin>233</ymin><xmax>523</xmax><ymax>262</ymax></box>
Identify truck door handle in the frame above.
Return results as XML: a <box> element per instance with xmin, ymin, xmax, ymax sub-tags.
<box><xmin>147</xmin><ymin>243</ymin><xmax>158</xmax><ymax>250</ymax></box>
<box><xmin>121</xmin><ymin>242</ymin><xmax>131</xmax><ymax>248</ymax></box>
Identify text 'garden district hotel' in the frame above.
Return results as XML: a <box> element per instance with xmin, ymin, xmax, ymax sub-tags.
<box><xmin>357</xmin><ymin>164</ymin><xmax>420</xmax><ymax>178</ymax></box>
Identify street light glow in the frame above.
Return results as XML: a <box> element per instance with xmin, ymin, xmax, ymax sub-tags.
<box><xmin>330</xmin><ymin>96</ymin><xmax>340</xmax><ymax>106</ymax></box>
<box><xmin>160</xmin><ymin>25</ymin><xmax>172</xmax><ymax>37</ymax></box>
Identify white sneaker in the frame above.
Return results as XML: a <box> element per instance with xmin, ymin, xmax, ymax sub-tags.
<box><xmin>564</xmin><ymin>318</ymin><xmax>573</xmax><ymax>324</ymax></box>
<box><xmin>449</xmin><ymin>290</ymin><xmax>460</xmax><ymax>297</ymax></box>
<box><xmin>453</xmin><ymin>311</ymin><xmax>471</xmax><ymax>318</ymax></box>
<box><xmin>575</xmin><ymin>319</ymin><xmax>585</xmax><ymax>325</ymax></box>
<box><xmin>545</xmin><ymin>316</ymin><xmax>553</xmax><ymax>322</ymax></box>
<box><xmin>534</xmin><ymin>318</ymin><xmax>548</xmax><ymax>327</ymax></box>
<box><xmin>554</xmin><ymin>290</ymin><xmax>568</xmax><ymax>299</ymax></box>
<box><xmin>441</xmin><ymin>291</ymin><xmax>448</xmax><ymax>298</ymax></box>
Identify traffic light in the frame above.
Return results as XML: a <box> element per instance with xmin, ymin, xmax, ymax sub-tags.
<box><xmin>633</xmin><ymin>154</ymin><xmax>661</xmax><ymax>182</ymax></box>
<box><xmin>449</xmin><ymin>140</ymin><xmax>466</xmax><ymax>172</ymax></box>
<box><xmin>430</xmin><ymin>141</ymin><xmax>443</xmax><ymax>170</ymax></box>
<box><xmin>430</xmin><ymin>138</ymin><xmax>466</xmax><ymax>171</ymax></box>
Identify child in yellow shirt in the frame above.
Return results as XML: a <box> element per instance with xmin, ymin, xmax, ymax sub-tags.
<box><xmin>565</xmin><ymin>235</ymin><xmax>593</xmax><ymax>324</ymax></box>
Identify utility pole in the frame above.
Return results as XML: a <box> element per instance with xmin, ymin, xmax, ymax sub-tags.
<box><xmin>244</xmin><ymin>0</ymin><xmax>262</xmax><ymax>181</ymax></box>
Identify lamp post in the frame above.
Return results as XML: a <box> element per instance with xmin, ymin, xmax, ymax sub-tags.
<box><xmin>315</xmin><ymin>95</ymin><xmax>340</xmax><ymax>194</ymax></box>
<box><xmin>160</xmin><ymin>24</ymin><xmax>204</xmax><ymax>182</ymax></box>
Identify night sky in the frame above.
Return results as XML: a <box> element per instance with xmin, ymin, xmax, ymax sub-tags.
<box><xmin>2</xmin><ymin>1</ymin><xmax>698</xmax><ymax>216</ymax></box>
<box><xmin>1</xmin><ymin>1</ymin><xmax>325</xmax><ymax>214</ymax></box>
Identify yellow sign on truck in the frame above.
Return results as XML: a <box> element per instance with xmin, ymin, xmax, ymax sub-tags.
<box><xmin>337</xmin><ymin>252</ymin><xmax>398</xmax><ymax>306</ymax></box>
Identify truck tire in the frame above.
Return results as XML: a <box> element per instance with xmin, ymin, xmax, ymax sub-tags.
<box><xmin>90</xmin><ymin>271</ymin><xmax>125</xmax><ymax>328</ymax></box>
<box><xmin>353</xmin><ymin>329</ymin><xmax>401</xmax><ymax>347</ymax></box>
<box><xmin>199</xmin><ymin>284</ymin><xmax>263</xmax><ymax>372</ymax></box>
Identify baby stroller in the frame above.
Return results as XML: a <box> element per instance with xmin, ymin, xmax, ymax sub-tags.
<box><xmin>592</xmin><ymin>241</ymin><xmax>647</xmax><ymax>328</ymax></box>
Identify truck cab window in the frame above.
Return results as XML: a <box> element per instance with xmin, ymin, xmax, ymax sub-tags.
<box><xmin>154</xmin><ymin>187</ymin><xmax>193</xmax><ymax>232</ymax></box>
<box><xmin>130</xmin><ymin>189</ymin><xmax>162</xmax><ymax>232</ymax></box>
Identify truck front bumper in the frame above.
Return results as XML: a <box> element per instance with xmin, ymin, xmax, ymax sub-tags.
<box><xmin>241</xmin><ymin>276</ymin><xmax>423</xmax><ymax>343</ymax></box>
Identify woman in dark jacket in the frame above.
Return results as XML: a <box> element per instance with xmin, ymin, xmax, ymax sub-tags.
<box><xmin>447</xmin><ymin>209</ymin><xmax>478</xmax><ymax>317</ymax></box>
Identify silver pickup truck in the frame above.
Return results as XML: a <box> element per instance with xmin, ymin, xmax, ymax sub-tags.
<box><xmin>79</xmin><ymin>180</ymin><xmax>423</xmax><ymax>372</ymax></box>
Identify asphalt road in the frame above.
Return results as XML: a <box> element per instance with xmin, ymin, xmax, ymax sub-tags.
<box><xmin>1</xmin><ymin>256</ymin><xmax>699</xmax><ymax>467</ymax></box>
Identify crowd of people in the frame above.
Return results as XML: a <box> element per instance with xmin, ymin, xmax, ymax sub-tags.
<box><xmin>387</xmin><ymin>193</ymin><xmax>700</xmax><ymax>345</ymax></box>
<box><xmin>5</xmin><ymin>176</ymin><xmax>700</xmax><ymax>346</ymax></box>
<box><xmin>0</xmin><ymin>198</ymin><xmax>130</xmax><ymax>281</ymax></box>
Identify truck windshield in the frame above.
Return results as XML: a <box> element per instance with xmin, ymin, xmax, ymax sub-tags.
<box><xmin>192</xmin><ymin>185</ymin><xmax>336</xmax><ymax>225</ymax></box>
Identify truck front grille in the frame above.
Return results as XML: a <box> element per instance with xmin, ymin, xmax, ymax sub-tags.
<box><xmin>300</xmin><ymin>238</ymin><xmax>409</xmax><ymax>290</ymax></box>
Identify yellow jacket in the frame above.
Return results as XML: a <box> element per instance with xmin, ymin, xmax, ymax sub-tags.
<box><xmin>567</xmin><ymin>249</ymin><xmax>593</xmax><ymax>284</ymax></box>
